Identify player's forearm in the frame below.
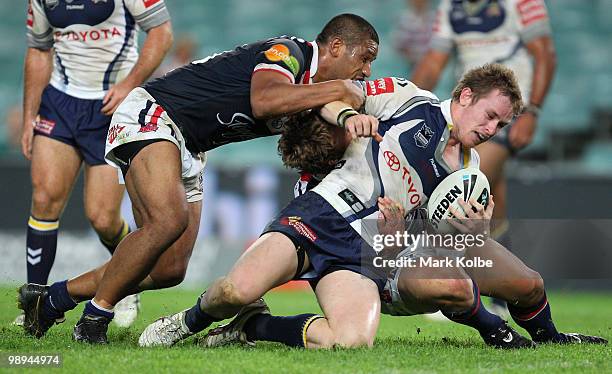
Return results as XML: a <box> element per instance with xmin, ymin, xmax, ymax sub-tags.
<box><xmin>122</xmin><ymin>22</ymin><xmax>173</xmax><ymax>87</ymax></box>
<box><xmin>527</xmin><ymin>37</ymin><xmax>556</xmax><ymax>107</ymax></box>
<box><xmin>251</xmin><ymin>80</ymin><xmax>352</xmax><ymax>119</ymax></box>
<box><xmin>23</xmin><ymin>47</ymin><xmax>52</xmax><ymax>122</ymax></box>
<box><xmin>410</xmin><ymin>50</ymin><xmax>449</xmax><ymax>90</ymax></box>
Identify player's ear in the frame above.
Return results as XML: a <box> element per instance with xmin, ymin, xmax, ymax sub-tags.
<box><xmin>328</xmin><ymin>37</ymin><xmax>345</xmax><ymax>58</ymax></box>
<box><xmin>459</xmin><ymin>87</ymin><xmax>473</xmax><ymax>107</ymax></box>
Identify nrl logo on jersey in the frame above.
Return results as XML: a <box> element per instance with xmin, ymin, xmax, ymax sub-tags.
<box><xmin>414</xmin><ymin>122</ymin><xmax>434</xmax><ymax>148</ymax></box>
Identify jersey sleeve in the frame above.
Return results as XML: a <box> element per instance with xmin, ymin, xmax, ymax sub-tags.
<box><xmin>26</xmin><ymin>0</ymin><xmax>53</xmax><ymax>50</ymax></box>
<box><xmin>364</xmin><ymin>77</ymin><xmax>439</xmax><ymax>121</ymax></box>
<box><xmin>124</xmin><ymin>0</ymin><xmax>171</xmax><ymax>31</ymax></box>
<box><xmin>253</xmin><ymin>38</ymin><xmax>306</xmax><ymax>84</ymax></box>
<box><xmin>429</xmin><ymin>0</ymin><xmax>454</xmax><ymax>53</ymax></box>
<box><xmin>513</xmin><ymin>0</ymin><xmax>552</xmax><ymax>43</ymax></box>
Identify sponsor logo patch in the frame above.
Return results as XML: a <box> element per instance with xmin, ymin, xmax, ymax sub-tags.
<box><xmin>384</xmin><ymin>151</ymin><xmax>400</xmax><ymax>171</ymax></box>
<box><xmin>264</xmin><ymin>44</ymin><xmax>300</xmax><ymax>76</ymax></box>
<box><xmin>108</xmin><ymin>124</ymin><xmax>126</xmax><ymax>144</ymax></box>
<box><xmin>34</xmin><ymin>118</ymin><xmax>56</xmax><ymax>135</ymax></box>
<box><xmin>338</xmin><ymin>189</ymin><xmax>365</xmax><ymax>213</ymax></box>
<box><xmin>366</xmin><ymin>78</ymin><xmax>395</xmax><ymax>96</ymax></box>
<box><xmin>280</xmin><ymin>216</ymin><xmax>317</xmax><ymax>242</ymax></box>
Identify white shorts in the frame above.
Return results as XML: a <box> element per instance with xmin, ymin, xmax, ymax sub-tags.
<box><xmin>105</xmin><ymin>87</ymin><xmax>206</xmax><ymax>203</ymax></box>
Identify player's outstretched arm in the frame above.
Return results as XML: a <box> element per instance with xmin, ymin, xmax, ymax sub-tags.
<box><xmin>319</xmin><ymin>101</ymin><xmax>381</xmax><ymax>141</ymax></box>
<box><xmin>250</xmin><ymin>71</ymin><xmax>364</xmax><ymax>119</ymax></box>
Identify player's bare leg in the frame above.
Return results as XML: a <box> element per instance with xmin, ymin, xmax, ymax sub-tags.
<box><xmin>139</xmin><ymin>232</ymin><xmax>300</xmax><ymax>347</ymax></box>
<box><xmin>18</xmin><ymin>136</ymin><xmax>82</xmax><ymax>336</ymax></box>
<box><xmin>72</xmin><ymin>141</ymin><xmax>189</xmax><ymax>343</ymax></box>
<box><xmin>465</xmin><ymin>239</ymin><xmax>607</xmax><ymax>344</ymax></box>
<box><xmin>305</xmin><ymin>270</ymin><xmax>380</xmax><ymax>349</ymax></box>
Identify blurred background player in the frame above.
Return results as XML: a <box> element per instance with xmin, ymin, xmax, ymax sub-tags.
<box><xmin>410</xmin><ymin>0</ymin><xmax>556</xmax><ymax>316</ymax></box>
<box><xmin>19</xmin><ymin>0</ymin><xmax>173</xmax><ymax>327</ymax></box>
<box><xmin>392</xmin><ymin>0</ymin><xmax>436</xmax><ymax>73</ymax></box>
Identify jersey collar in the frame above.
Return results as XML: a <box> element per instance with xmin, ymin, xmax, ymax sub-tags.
<box><xmin>441</xmin><ymin>99</ymin><xmax>453</xmax><ymax>128</ymax></box>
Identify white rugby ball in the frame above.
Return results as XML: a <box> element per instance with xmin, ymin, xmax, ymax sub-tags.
<box><xmin>427</xmin><ymin>167</ymin><xmax>490</xmax><ymax>234</ymax></box>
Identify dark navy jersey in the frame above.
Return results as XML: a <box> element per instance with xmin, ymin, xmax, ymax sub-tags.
<box><xmin>143</xmin><ymin>36</ymin><xmax>317</xmax><ymax>153</ymax></box>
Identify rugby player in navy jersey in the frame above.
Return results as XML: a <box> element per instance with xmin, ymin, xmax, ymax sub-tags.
<box><xmin>18</xmin><ymin>13</ymin><xmax>381</xmax><ymax>344</ymax></box>
<box><xmin>140</xmin><ymin>64</ymin><xmax>606</xmax><ymax>349</ymax></box>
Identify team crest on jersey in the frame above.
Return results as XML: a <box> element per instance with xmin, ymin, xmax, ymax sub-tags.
<box><xmin>264</xmin><ymin>44</ymin><xmax>300</xmax><ymax>76</ymax></box>
<box><xmin>414</xmin><ymin>123</ymin><xmax>434</xmax><ymax>148</ymax></box>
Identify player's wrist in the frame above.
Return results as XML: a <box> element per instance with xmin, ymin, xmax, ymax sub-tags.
<box><xmin>336</xmin><ymin>108</ymin><xmax>359</xmax><ymax>128</ymax></box>
<box><xmin>522</xmin><ymin>103</ymin><xmax>541</xmax><ymax>118</ymax></box>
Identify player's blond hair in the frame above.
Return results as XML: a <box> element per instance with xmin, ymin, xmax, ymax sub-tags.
<box><xmin>278</xmin><ymin>111</ymin><xmax>344</xmax><ymax>174</ymax></box>
<box><xmin>452</xmin><ymin>63</ymin><xmax>523</xmax><ymax>116</ymax></box>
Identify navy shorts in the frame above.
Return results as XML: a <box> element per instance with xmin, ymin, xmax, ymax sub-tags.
<box><xmin>35</xmin><ymin>85</ymin><xmax>110</xmax><ymax>165</ymax></box>
<box><xmin>263</xmin><ymin>191</ymin><xmax>385</xmax><ymax>292</ymax></box>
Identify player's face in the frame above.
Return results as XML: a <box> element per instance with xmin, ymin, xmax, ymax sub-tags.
<box><xmin>335</xmin><ymin>39</ymin><xmax>379</xmax><ymax>80</ymax></box>
<box><xmin>456</xmin><ymin>89</ymin><xmax>514</xmax><ymax>147</ymax></box>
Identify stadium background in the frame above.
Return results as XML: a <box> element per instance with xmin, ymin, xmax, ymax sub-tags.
<box><xmin>0</xmin><ymin>0</ymin><xmax>611</xmax><ymax>289</ymax></box>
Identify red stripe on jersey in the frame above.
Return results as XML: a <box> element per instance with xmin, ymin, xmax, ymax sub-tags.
<box><xmin>521</xmin><ymin>13</ymin><xmax>548</xmax><ymax>26</ymax></box>
<box><xmin>301</xmin><ymin>70</ymin><xmax>311</xmax><ymax>84</ymax></box>
<box><xmin>517</xmin><ymin>0</ymin><xmax>547</xmax><ymax>24</ymax></box>
<box><xmin>143</xmin><ymin>0</ymin><xmax>161</xmax><ymax>8</ymax></box>
<box><xmin>252</xmin><ymin>68</ymin><xmax>294</xmax><ymax>83</ymax></box>
<box><xmin>300</xmin><ymin>172</ymin><xmax>313</xmax><ymax>182</ymax></box>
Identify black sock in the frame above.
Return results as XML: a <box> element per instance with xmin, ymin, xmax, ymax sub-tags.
<box><xmin>508</xmin><ymin>293</ymin><xmax>561</xmax><ymax>342</ymax></box>
<box><xmin>26</xmin><ymin>216</ymin><xmax>59</xmax><ymax>284</ymax></box>
<box><xmin>243</xmin><ymin>313</ymin><xmax>323</xmax><ymax>348</ymax></box>
<box><xmin>184</xmin><ymin>295</ymin><xmax>221</xmax><ymax>333</ymax></box>
<box><xmin>442</xmin><ymin>282</ymin><xmax>504</xmax><ymax>336</ymax></box>
<box><xmin>99</xmin><ymin>220</ymin><xmax>130</xmax><ymax>255</ymax></box>
<box><xmin>43</xmin><ymin>280</ymin><xmax>77</xmax><ymax>319</ymax></box>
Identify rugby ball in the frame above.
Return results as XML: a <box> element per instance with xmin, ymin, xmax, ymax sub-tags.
<box><xmin>427</xmin><ymin>167</ymin><xmax>490</xmax><ymax>234</ymax></box>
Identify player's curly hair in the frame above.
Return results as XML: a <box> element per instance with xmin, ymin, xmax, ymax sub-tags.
<box><xmin>278</xmin><ymin>111</ymin><xmax>345</xmax><ymax>175</ymax></box>
<box><xmin>452</xmin><ymin>63</ymin><xmax>523</xmax><ymax>116</ymax></box>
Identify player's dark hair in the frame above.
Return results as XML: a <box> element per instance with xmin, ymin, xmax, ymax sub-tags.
<box><xmin>316</xmin><ymin>14</ymin><xmax>379</xmax><ymax>47</ymax></box>
<box><xmin>278</xmin><ymin>111</ymin><xmax>344</xmax><ymax>175</ymax></box>
<box><xmin>452</xmin><ymin>63</ymin><xmax>523</xmax><ymax>115</ymax></box>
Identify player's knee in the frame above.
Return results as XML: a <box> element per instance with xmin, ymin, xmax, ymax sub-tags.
<box><xmin>31</xmin><ymin>186</ymin><xmax>63</xmax><ymax>215</ymax></box>
<box><xmin>332</xmin><ymin>329</ymin><xmax>374</xmax><ymax>348</ymax></box>
<box><xmin>87</xmin><ymin>210</ymin><xmax>119</xmax><ymax>234</ymax></box>
<box><xmin>523</xmin><ymin>271</ymin><xmax>545</xmax><ymax>303</ymax></box>
<box><xmin>144</xmin><ymin>206</ymin><xmax>189</xmax><ymax>245</ymax></box>
<box><xmin>217</xmin><ymin>277</ymin><xmax>253</xmax><ymax>307</ymax></box>
<box><xmin>442</xmin><ymin>278</ymin><xmax>474</xmax><ymax>309</ymax></box>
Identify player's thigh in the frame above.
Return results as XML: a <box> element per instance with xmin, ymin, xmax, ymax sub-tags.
<box><xmin>224</xmin><ymin>232</ymin><xmax>304</xmax><ymax>302</ymax></box>
<box><xmin>315</xmin><ymin>270</ymin><xmax>380</xmax><ymax>347</ymax></box>
<box><xmin>475</xmin><ymin>141</ymin><xmax>510</xmax><ymax>186</ymax></box>
<box><xmin>464</xmin><ymin>239</ymin><xmax>540</xmax><ymax>297</ymax></box>
<box><xmin>30</xmin><ymin>135</ymin><xmax>82</xmax><ymax>209</ymax></box>
<box><xmin>83</xmin><ymin>164</ymin><xmax>125</xmax><ymax>219</ymax></box>
<box><xmin>123</xmin><ymin>140</ymin><xmax>186</xmax><ymax>226</ymax></box>
<box><xmin>148</xmin><ymin>200</ymin><xmax>202</xmax><ymax>282</ymax></box>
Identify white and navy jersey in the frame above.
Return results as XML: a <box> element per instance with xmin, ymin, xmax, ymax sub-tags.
<box><xmin>430</xmin><ymin>0</ymin><xmax>551</xmax><ymax>99</ymax></box>
<box><xmin>143</xmin><ymin>36</ymin><xmax>318</xmax><ymax>153</ymax></box>
<box><xmin>312</xmin><ymin>77</ymin><xmax>479</xmax><ymax>247</ymax></box>
<box><xmin>26</xmin><ymin>0</ymin><xmax>170</xmax><ymax>99</ymax></box>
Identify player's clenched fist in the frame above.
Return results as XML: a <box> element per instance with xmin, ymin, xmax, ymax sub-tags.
<box><xmin>345</xmin><ymin>114</ymin><xmax>382</xmax><ymax>142</ymax></box>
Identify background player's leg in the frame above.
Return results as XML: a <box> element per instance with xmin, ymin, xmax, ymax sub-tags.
<box><xmin>28</xmin><ymin>135</ymin><xmax>82</xmax><ymax>284</ymax></box>
<box><xmin>83</xmin><ymin>164</ymin><xmax>128</xmax><ymax>255</ymax></box>
<box><xmin>305</xmin><ymin>270</ymin><xmax>380</xmax><ymax>348</ymax></box>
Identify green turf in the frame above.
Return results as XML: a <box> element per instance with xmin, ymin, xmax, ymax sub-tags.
<box><xmin>0</xmin><ymin>286</ymin><xmax>610</xmax><ymax>373</ymax></box>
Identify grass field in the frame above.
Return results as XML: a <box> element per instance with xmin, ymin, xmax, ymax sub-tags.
<box><xmin>0</xmin><ymin>286</ymin><xmax>610</xmax><ymax>373</ymax></box>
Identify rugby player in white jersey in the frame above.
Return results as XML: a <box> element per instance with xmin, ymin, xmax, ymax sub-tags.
<box><xmin>411</xmin><ymin>0</ymin><xmax>557</xmax><ymax>315</ymax></box>
<box><xmin>140</xmin><ymin>64</ymin><xmax>606</xmax><ymax>349</ymax></box>
<box><xmin>18</xmin><ymin>0</ymin><xmax>172</xmax><ymax>328</ymax></box>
